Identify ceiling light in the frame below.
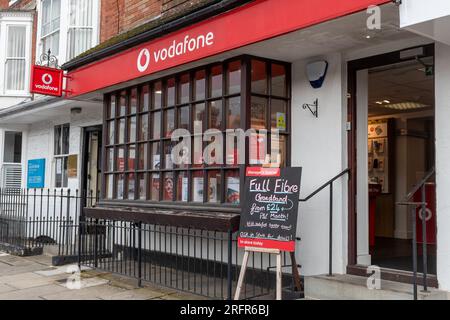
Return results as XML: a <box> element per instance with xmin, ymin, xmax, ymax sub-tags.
<box><xmin>382</xmin><ymin>102</ymin><xmax>428</xmax><ymax>110</ymax></box>
<box><xmin>365</xmin><ymin>35</ymin><xmax>371</xmax><ymax>39</ymax></box>
<box><xmin>383</xmin><ymin>100</ymin><xmax>391</xmax><ymax>104</ymax></box>
<box><xmin>375</xmin><ymin>101</ymin><xmax>383</xmax><ymax>105</ymax></box>
<box><xmin>155</xmin><ymin>90</ymin><xmax>162</xmax><ymax>94</ymax></box>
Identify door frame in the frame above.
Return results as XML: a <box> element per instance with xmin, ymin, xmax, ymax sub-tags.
<box><xmin>80</xmin><ymin>125</ymin><xmax>103</xmax><ymax>213</ymax></box>
<box><xmin>346</xmin><ymin>43</ymin><xmax>437</xmax><ymax>286</ymax></box>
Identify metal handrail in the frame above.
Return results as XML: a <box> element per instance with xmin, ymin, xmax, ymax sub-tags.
<box><xmin>299</xmin><ymin>168</ymin><xmax>350</xmax><ymax>276</ymax></box>
<box><xmin>396</xmin><ymin>166</ymin><xmax>435</xmax><ymax>300</ymax></box>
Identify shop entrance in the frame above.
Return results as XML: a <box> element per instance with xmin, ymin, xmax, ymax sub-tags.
<box><xmin>81</xmin><ymin>126</ymin><xmax>102</xmax><ymax>208</ymax></box>
<box><xmin>348</xmin><ymin>44</ymin><xmax>437</xmax><ymax>279</ymax></box>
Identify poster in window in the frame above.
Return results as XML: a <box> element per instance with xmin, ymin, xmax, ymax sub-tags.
<box><xmin>226</xmin><ymin>177</ymin><xmax>240</xmax><ymax>204</ymax></box>
<box><xmin>181</xmin><ymin>177</ymin><xmax>189</xmax><ymax>201</ymax></box>
<box><xmin>67</xmin><ymin>155</ymin><xmax>78</xmax><ymax>178</ymax></box>
<box><xmin>249</xmin><ymin>133</ymin><xmax>267</xmax><ymax>165</ymax></box>
<box><xmin>164</xmin><ymin>175</ymin><xmax>174</xmax><ymax>200</ymax></box>
<box><xmin>276</xmin><ymin>112</ymin><xmax>286</xmax><ymax>131</ymax></box>
<box><xmin>208</xmin><ymin>178</ymin><xmax>218</xmax><ymax>202</ymax></box>
<box><xmin>193</xmin><ymin>177</ymin><xmax>204</xmax><ymax>202</ymax></box>
<box><xmin>368</xmin><ymin>122</ymin><xmax>387</xmax><ymax>138</ymax></box>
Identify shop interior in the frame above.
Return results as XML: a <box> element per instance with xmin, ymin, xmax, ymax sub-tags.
<box><xmin>367</xmin><ymin>56</ymin><xmax>436</xmax><ymax>273</ymax></box>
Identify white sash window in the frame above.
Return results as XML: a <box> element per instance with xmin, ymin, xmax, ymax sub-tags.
<box><xmin>41</xmin><ymin>0</ymin><xmax>61</xmax><ymax>56</ymax></box>
<box><xmin>5</xmin><ymin>25</ymin><xmax>26</xmax><ymax>91</ymax></box>
<box><xmin>67</xmin><ymin>0</ymin><xmax>94</xmax><ymax>60</ymax></box>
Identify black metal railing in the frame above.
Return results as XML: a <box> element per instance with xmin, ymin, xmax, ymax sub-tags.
<box><xmin>0</xmin><ymin>188</ymin><xmax>98</xmax><ymax>258</ymax></box>
<box><xmin>397</xmin><ymin>167</ymin><xmax>435</xmax><ymax>300</ymax></box>
<box><xmin>299</xmin><ymin>168</ymin><xmax>350</xmax><ymax>276</ymax></box>
<box><xmin>75</xmin><ymin>218</ymin><xmax>300</xmax><ymax>300</ymax></box>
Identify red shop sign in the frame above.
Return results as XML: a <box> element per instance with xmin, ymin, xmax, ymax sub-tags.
<box><xmin>30</xmin><ymin>65</ymin><xmax>63</xmax><ymax>97</ymax></box>
<box><xmin>65</xmin><ymin>0</ymin><xmax>389</xmax><ymax>98</ymax></box>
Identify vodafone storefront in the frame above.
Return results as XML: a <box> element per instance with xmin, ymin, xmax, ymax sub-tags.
<box><xmin>61</xmin><ymin>0</ymin><xmax>450</xmax><ymax>298</ymax></box>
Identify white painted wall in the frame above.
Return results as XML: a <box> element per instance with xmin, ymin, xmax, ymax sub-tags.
<box><xmin>292</xmin><ymin>53</ymin><xmax>347</xmax><ymax>276</ymax></box>
<box><xmin>434</xmin><ymin>42</ymin><xmax>450</xmax><ymax>291</ymax></box>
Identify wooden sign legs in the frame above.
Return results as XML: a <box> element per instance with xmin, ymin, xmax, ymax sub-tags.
<box><xmin>234</xmin><ymin>247</ymin><xmax>283</xmax><ymax>300</ymax></box>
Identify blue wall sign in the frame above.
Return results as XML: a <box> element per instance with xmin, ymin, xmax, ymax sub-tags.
<box><xmin>27</xmin><ymin>159</ymin><xmax>46</xmax><ymax>188</ymax></box>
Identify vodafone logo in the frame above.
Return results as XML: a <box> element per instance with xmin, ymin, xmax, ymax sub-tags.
<box><xmin>137</xmin><ymin>49</ymin><xmax>150</xmax><ymax>73</ymax></box>
<box><xmin>42</xmin><ymin>73</ymin><xmax>53</xmax><ymax>85</ymax></box>
<box><xmin>136</xmin><ymin>32</ymin><xmax>215</xmax><ymax>73</ymax></box>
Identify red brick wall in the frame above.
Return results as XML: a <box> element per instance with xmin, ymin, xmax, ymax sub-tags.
<box><xmin>100</xmin><ymin>0</ymin><xmax>162</xmax><ymax>43</ymax></box>
<box><xmin>100</xmin><ymin>0</ymin><xmax>213</xmax><ymax>42</ymax></box>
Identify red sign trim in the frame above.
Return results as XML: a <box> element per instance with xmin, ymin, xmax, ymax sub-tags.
<box><xmin>30</xmin><ymin>65</ymin><xmax>64</xmax><ymax>97</ymax></box>
<box><xmin>238</xmin><ymin>237</ymin><xmax>295</xmax><ymax>252</ymax></box>
<box><xmin>65</xmin><ymin>0</ymin><xmax>389</xmax><ymax>97</ymax></box>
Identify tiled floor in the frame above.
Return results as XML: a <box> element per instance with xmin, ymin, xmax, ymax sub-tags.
<box><xmin>0</xmin><ymin>252</ymin><xmax>205</xmax><ymax>300</ymax></box>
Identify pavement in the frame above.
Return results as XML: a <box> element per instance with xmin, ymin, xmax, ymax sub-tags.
<box><xmin>0</xmin><ymin>251</ymin><xmax>205</xmax><ymax>300</ymax></box>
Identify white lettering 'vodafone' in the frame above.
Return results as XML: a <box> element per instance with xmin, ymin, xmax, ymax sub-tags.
<box><xmin>137</xmin><ymin>32</ymin><xmax>215</xmax><ymax>73</ymax></box>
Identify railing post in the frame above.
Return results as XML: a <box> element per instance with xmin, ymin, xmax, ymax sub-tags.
<box><xmin>411</xmin><ymin>205</ymin><xmax>418</xmax><ymax>300</ymax></box>
<box><xmin>421</xmin><ymin>185</ymin><xmax>428</xmax><ymax>292</ymax></box>
<box><xmin>78</xmin><ymin>217</ymin><xmax>82</xmax><ymax>269</ymax></box>
<box><xmin>227</xmin><ymin>229</ymin><xmax>233</xmax><ymax>300</ymax></box>
<box><xmin>94</xmin><ymin>219</ymin><xmax>98</xmax><ymax>268</ymax></box>
<box><xmin>138</xmin><ymin>222</ymin><xmax>142</xmax><ymax>288</ymax></box>
<box><xmin>328</xmin><ymin>182</ymin><xmax>333</xmax><ymax>277</ymax></box>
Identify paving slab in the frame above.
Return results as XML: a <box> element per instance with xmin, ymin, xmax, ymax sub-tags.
<box><xmin>0</xmin><ymin>272</ymin><xmax>51</xmax><ymax>289</ymax></box>
<box><xmin>0</xmin><ymin>284</ymin><xmax>68</xmax><ymax>300</ymax></box>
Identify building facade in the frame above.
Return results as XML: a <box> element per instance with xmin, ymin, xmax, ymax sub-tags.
<box><xmin>2</xmin><ymin>0</ymin><xmax>450</xmax><ymax>299</ymax></box>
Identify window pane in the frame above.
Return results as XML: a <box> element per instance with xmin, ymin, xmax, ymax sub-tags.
<box><xmin>140</xmin><ymin>85</ymin><xmax>149</xmax><ymax>112</ymax></box>
<box><xmin>62</xmin><ymin>124</ymin><xmax>70</xmax><ymax>154</ymax></box>
<box><xmin>116</xmin><ymin>174</ymin><xmax>124</xmax><ymax>199</ymax></box>
<box><xmin>105</xmin><ymin>174</ymin><xmax>113</xmax><ymax>199</ymax></box>
<box><xmin>117</xmin><ymin>147</ymin><xmax>125</xmax><ymax>171</ymax></box>
<box><xmin>153</xmin><ymin>81</ymin><xmax>162</xmax><ymax>109</ymax></box>
<box><xmin>176</xmin><ymin>171</ymin><xmax>188</xmax><ymax>202</ymax></box>
<box><xmin>128</xmin><ymin>144</ymin><xmax>136</xmax><ymax>170</ymax></box>
<box><xmin>272</xmin><ymin>64</ymin><xmax>287</xmax><ymax>97</ymax></box>
<box><xmin>152</xmin><ymin>111</ymin><xmax>161</xmax><ymax>139</ymax></box>
<box><xmin>225</xmin><ymin>171</ymin><xmax>240</xmax><ymax>204</ymax></box>
<box><xmin>193</xmin><ymin>103</ymin><xmax>205</xmax><ymax>132</ymax></box>
<box><xmin>251</xmin><ymin>60</ymin><xmax>267</xmax><ymax>94</ymax></box>
<box><xmin>166</xmin><ymin>78</ymin><xmax>175</xmax><ymax>107</ymax></box>
<box><xmin>119</xmin><ymin>91</ymin><xmax>127</xmax><ymax>116</ymax></box>
<box><xmin>270</xmin><ymin>135</ymin><xmax>287</xmax><ymax>167</ymax></box>
<box><xmin>138</xmin><ymin>143</ymin><xmax>147</xmax><ymax>170</ymax></box>
<box><xmin>127</xmin><ymin>116</ymin><xmax>136</xmax><ymax>143</ymax></box>
<box><xmin>150</xmin><ymin>173</ymin><xmax>160</xmax><ymax>201</ymax></box>
<box><xmin>138</xmin><ymin>114</ymin><xmax>148</xmax><ymax>141</ymax></box>
<box><xmin>108</xmin><ymin>94</ymin><xmax>116</xmax><ymax>118</ymax></box>
<box><xmin>118</xmin><ymin>118</ymin><xmax>125</xmax><ymax>144</ymax></box>
<box><xmin>179</xmin><ymin>74</ymin><xmax>190</xmax><ymax>104</ymax></box>
<box><xmin>54</xmin><ymin>126</ymin><xmax>62</xmax><ymax>155</ymax></box>
<box><xmin>163</xmin><ymin>172</ymin><xmax>174</xmax><ymax>200</ymax></box>
<box><xmin>106</xmin><ymin>147</ymin><xmax>114</xmax><ymax>171</ymax></box>
<box><xmin>138</xmin><ymin>173</ymin><xmax>146</xmax><ymax>200</ymax></box>
<box><xmin>178</xmin><ymin>106</ymin><xmax>189</xmax><ymax>130</ymax></box>
<box><xmin>192</xmin><ymin>171</ymin><xmax>204</xmax><ymax>202</ymax></box>
<box><xmin>107</xmin><ymin>120</ymin><xmax>115</xmax><ymax>144</ymax></box>
<box><xmin>249</xmin><ymin>132</ymin><xmax>267</xmax><ymax>165</ymax></box>
<box><xmin>228</xmin><ymin>60</ymin><xmax>241</xmax><ymax>95</ymax></box>
<box><xmin>164</xmin><ymin>109</ymin><xmax>175</xmax><ymax>137</ymax></box>
<box><xmin>251</xmin><ymin>96</ymin><xmax>267</xmax><ymax>129</ymax></box>
<box><xmin>127</xmin><ymin>173</ymin><xmax>135</xmax><ymax>199</ymax></box>
<box><xmin>164</xmin><ymin>141</ymin><xmax>174</xmax><ymax>169</ymax></box>
<box><xmin>67</xmin><ymin>27</ymin><xmax>93</xmax><ymax>60</ymax></box>
<box><xmin>130</xmin><ymin>88</ymin><xmax>137</xmax><ymax>114</ymax></box>
<box><xmin>210</xmin><ymin>65</ymin><xmax>222</xmax><ymax>98</ymax></box>
<box><xmin>208</xmin><ymin>100</ymin><xmax>222</xmax><ymax>130</ymax></box>
<box><xmin>207</xmin><ymin>171</ymin><xmax>221</xmax><ymax>203</ymax></box>
<box><xmin>271</xmin><ymin>99</ymin><xmax>287</xmax><ymax>131</ymax></box>
<box><xmin>55</xmin><ymin>157</ymin><xmax>68</xmax><ymax>188</ymax></box>
<box><xmin>5</xmin><ymin>59</ymin><xmax>25</xmax><ymax>91</ymax></box>
<box><xmin>150</xmin><ymin>142</ymin><xmax>161</xmax><ymax>170</ymax></box>
<box><xmin>194</xmin><ymin>70</ymin><xmax>206</xmax><ymax>101</ymax></box>
<box><xmin>227</xmin><ymin>97</ymin><xmax>241</xmax><ymax>129</ymax></box>
<box><xmin>3</xmin><ymin>132</ymin><xmax>22</xmax><ymax>163</ymax></box>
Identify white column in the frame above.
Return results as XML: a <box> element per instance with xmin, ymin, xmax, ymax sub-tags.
<box><xmin>435</xmin><ymin>42</ymin><xmax>450</xmax><ymax>291</ymax></box>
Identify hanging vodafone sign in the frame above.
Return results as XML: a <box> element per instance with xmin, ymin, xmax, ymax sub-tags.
<box><xmin>65</xmin><ymin>0</ymin><xmax>389</xmax><ymax>98</ymax></box>
<box><xmin>31</xmin><ymin>65</ymin><xmax>63</xmax><ymax>97</ymax></box>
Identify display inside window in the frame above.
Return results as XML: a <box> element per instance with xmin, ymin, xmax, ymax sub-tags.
<box><xmin>368</xmin><ymin>120</ymin><xmax>389</xmax><ymax>193</ymax></box>
<box><xmin>103</xmin><ymin>57</ymin><xmax>290</xmax><ymax>204</ymax></box>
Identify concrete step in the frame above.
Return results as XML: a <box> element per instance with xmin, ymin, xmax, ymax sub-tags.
<box><xmin>304</xmin><ymin>274</ymin><xmax>449</xmax><ymax>300</ymax></box>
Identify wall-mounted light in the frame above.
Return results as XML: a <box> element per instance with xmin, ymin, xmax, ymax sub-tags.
<box><xmin>71</xmin><ymin>107</ymin><xmax>82</xmax><ymax>115</ymax></box>
<box><xmin>306</xmin><ymin>60</ymin><xmax>328</xmax><ymax>89</ymax></box>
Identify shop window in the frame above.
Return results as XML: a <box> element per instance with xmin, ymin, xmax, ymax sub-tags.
<box><xmin>103</xmin><ymin>56</ymin><xmax>290</xmax><ymax>206</ymax></box>
<box><xmin>54</xmin><ymin>123</ymin><xmax>69</xmax><ymax>188</ymax></box>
